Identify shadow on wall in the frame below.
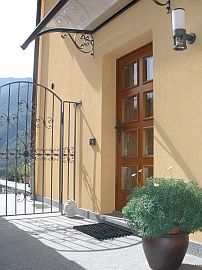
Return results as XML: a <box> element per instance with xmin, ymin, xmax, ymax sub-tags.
<box><xmin>63</xmin><ymin>37</ymin><xmax>101</xmax><ymax>90</ymax></box>
<box><xmin>155</xmin><ymin>120</ymin><xmax>195</xmax><ymax>180</ymax></box>
<box><xmin>0</xmin><ymin>218</ymin><xmax>85</xmax><ymax>270</ymax></box>
<box><xmin>78</xmin><ymin>107</ymin><xmax>101</xmax><ymax>213</ymax></box>
<box><xmin>82</xmin><ymin>166</ymin><xmax>101</xmax><ymax>213</ymax></box>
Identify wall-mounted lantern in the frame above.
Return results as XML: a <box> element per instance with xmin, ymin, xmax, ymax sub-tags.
<box><xmin>152</xmin><ymin>0</ymin><xmax>196</xmax><ymax>51</ymax></box>
<box><xmin>172</xmin><ymin>8</ymin><xmax>196</xmax><ymax>51</ymax></box>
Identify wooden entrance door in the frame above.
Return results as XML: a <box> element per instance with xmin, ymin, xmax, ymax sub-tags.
<box><xmin>116</xmin><ymin>43</ymin><xmax>154</xmax><ymax>211</ymax></box>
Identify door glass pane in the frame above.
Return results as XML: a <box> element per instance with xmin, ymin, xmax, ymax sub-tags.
<box><xmin>144</xmin><ymin>91</ymin><xmax>153</xmax><ymax>118</ymax></box>
<box><xmin>123</xmin><ymin>62</ymin><xmax>137</xmax><ymax>89</ymax></box>
<box><xmin>144</xmin><ymin>56</ymin><xmax>153</xmax><ymax>81</ymax></box>
<box><xmin>122</xmin><ymin>166</ymin><xmax>138</xmax><ymax>191</ymax></box>
<box><xmin>143</xmin><ymin>167</ymin><xmax>153</xmax><ymax>181</ymax></box>
<box><xmin>123</xmin><ymin>131</ymin><xmax>138</xmax><ymax>156</ymax></box>
<box><xmin>123</xmin><ymin>95</ymin><xmax>138</xmax><ymax>122</ymax></box>
<box><xmin>144</xmin><ymin>128</ymin><xmax>153</xmax><ymax>156</ymax></box>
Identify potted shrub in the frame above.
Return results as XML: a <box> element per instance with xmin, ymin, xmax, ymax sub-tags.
<box><xmin>122</xmin><ymin>177</ymin><xmax>202</xmax><ymax>270</ymax></box>
<box><xmin>20</xmin><ymin>163</ymin><xmax>30</xmax><ymax>184</ymax></box>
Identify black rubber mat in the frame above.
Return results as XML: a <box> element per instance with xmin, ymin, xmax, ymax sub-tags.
<box><xmin>73</xmin><ymin>222</ymin><xmax>133</xmax><ymax>240</ymax></box>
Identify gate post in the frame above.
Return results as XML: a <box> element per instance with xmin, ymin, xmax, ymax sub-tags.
<box><xmin>59</xmin><ymin>101</ymin><xmax>64</xmax><ymax>214</ymax></box>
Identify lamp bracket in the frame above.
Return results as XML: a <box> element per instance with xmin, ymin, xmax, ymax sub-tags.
<box><xmin>186</xmin><ymin>33</ymin><xmax>196</xmax><ymax>44</ymax></box>
<box><xmin>152</xmin><ymin>0</ymin><xmax>171</xmax><ymax>14</ymax></box>
<box><xmin>62</xmin><ymin>32</ymin><xmax>94</xmax><ymax>57</ymax></box>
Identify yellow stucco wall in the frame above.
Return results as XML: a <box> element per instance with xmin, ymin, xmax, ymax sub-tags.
<box><xmin>38</xmin><ymin>0</ymin><xmax>202</xmax><ymax>243</ymax></box>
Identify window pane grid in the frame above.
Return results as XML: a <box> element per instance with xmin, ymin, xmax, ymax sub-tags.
<box><xmin>123</xmin><ymin>62</ymin><xmax>137</xmax><ymax>89</ymax></box>
<box><xmin>144</xmin><ymin>91</ymin><xmax>153</xmax><ymax>118</ymax></box>
<box><xmin>143</xmin><ymin>167</ymin><xmax>153</xmax><ymax>181</ymax></box>
<box><xmin>123</xmin><ymin>95</ymin><xmax>138</xmax><ymax>122</ymax></box>
<box><xmin>144</xmin><ymin>56</ymin><xmax>153</xmax><ymax>82</ymax></box>
<box><xmin>144</xmin><ymin>128</ymin><xmax>153</xmax><ymax>156</ymax></box>
<box><xmin>122</xmin><ymin>166</ymin><xmax>138</xmax><ymax>191</ymax></box>
<box><xmin>122</xmin><ymin>131</ymin><xmax>138</xmax><ymax>156</ymax></box>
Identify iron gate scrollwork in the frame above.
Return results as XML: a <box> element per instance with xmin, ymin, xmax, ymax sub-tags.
<box><xmin>0</xmin><ymin>81</ymin><xmax>79</xmax><ymax>216</ymax></box>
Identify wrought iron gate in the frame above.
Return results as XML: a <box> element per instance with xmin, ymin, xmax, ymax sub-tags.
<box><xmin>0</xmin><ymin>81</ymin><xmax>79</xmax><ymax>216</ymax></box>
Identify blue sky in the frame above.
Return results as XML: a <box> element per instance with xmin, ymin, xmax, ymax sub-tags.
<box><xmin>0</xmin><ymin>1</ymin><xmax>37</xmax><ymax>78</ymax></box>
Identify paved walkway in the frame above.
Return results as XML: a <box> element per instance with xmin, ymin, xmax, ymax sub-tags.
<box><xmin>0</xmin><ymin>213</ymin><xmax>201</xmax><ymax>270</ymax></box>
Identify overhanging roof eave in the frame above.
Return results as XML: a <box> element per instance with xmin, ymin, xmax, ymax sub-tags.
<box><xmin>21</xmin><ymin>0</ymin><xmax>69</xmax><ymax>50</ymax></box>
<box><xmin>21</xmin><ymin>0</ymin><xmax>140</xmax><ymax>51</ymax></box>
<box><xmin>92</xmin><ymin>0</ymin><xmax>140</xmax><ymax>33</ymax></box>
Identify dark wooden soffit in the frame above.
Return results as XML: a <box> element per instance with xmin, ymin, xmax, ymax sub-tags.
<box><xmin>21</xmin><ymin>0</ymin><xmax>140</xmax><ymax>55</ymax></box>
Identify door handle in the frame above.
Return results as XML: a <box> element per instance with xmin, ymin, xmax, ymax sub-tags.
<box><xmin>131</xmin><ymin>169</ymin><xmax>142</xmax><ymax>178</ymax></box>
<box><xmin>131</xmin><ymin>169</ymin><xmax>143</xmax><ymax>186</ymax></box>
<box><xmin>115</xmin><ymin>121</ymin><xmax>123</xmax><ymax>142</ymax></box>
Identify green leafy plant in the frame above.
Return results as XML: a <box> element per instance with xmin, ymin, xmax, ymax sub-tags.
<box><xmin>7</xmin><ymin>166</ymin><xmax>22</xmax><ymax>183</ymax></box>
<box><xmin>20</xmin><ymin>163</ymin><xmax>30</xmax><ymax>177</ymax></box>
<box><xmin>122</xmin><ymin>177</ymin><xmax>202</xmax><ymax>239</ymax></box>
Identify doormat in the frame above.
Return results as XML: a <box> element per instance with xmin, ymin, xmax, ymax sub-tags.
<box><xmin>73</xmin><ymin>222</ymin><xmax>133</xmax><ymax>240</ymax></box>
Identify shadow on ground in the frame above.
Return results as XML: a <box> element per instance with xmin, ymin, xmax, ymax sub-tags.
<box><xmin>0</xmin><ymin>218</ymin><xmax>85</xmax><ymax>270</ymax></box>
<box><xmin>7</xmin><ymin>215</ymin><xmax>141</xmax><ymax>253</ymax></box>
<box><xmin>179</xmin><ymin>264</ymin><xmax>202</xmax><ymax>269</ymax></box>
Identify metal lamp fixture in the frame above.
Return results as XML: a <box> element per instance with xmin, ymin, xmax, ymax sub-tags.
<box><xmin>172</xmin><ymin>8</ymin><xmax>196</xmax><ymax>51</ymax></box>
<box><xmin>152</xmin><ymin>1</ymin><xmax>196</xmax><ymax>51</ymax></box>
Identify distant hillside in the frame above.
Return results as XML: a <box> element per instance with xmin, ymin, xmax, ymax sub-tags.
<box><xmin>0</xmin><ymin>77</ymin><xmax>32</xmax><ymax>109</ymax></box>
<box><xmin>0</xmin><ymin>77</ymin><xmax>33</xmax><ymax>148</ymax></box>
<box><xmin>0</xmin><ymin>77</ymin><xmax>32</xmax><ymax>86</ymax></box>
<box><xmin>0</xmin><ymin>78</ymin><xmax>34</xmax><ymax>177</ymax></box>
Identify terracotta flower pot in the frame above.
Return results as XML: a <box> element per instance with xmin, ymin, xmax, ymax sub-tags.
<box><xmin>23</xmin><ymin>176</ymin><xmax>29</xmax><ymax>184</ymax></box>
<box><xmin>142</xmin><ymin>233</ymin><xmax>189</xmax><ymax>270</ymax></box>
<box><xmin>170</xmin><ymin>227</ymin><xmax>181</xmax><ymax>234</ymax></box>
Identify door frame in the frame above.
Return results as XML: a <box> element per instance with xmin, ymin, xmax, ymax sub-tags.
<box><xmin>115</xmin><ymin>43</ymin><xmax>153</xmax><ymax>211</ymax></box>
